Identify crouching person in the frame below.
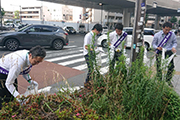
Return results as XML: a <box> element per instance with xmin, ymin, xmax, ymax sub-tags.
<box><xmin>0</xmin><ymin>45</ymin><xmax>46</xmax><ymax>109</ymax></box>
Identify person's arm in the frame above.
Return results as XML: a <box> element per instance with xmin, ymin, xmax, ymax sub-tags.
<box><xmin>84</xmin><ymin>34</ymin><xmax>93</xmax><ymax>51</ymax></box>
<box><xmin>152</xmin><ymin>34</ymin><xmax>159</xmax><ymax>50</ymax></box>
<box><xmin>124</xmin><ymin>35</ymin><xmax>127</xmax><ymax>49</ymax></box>
<box><xmin>171</xmin><ymin>33</ymin><xmax>177</xmax><ymax>53</ymax></box>
<box><xmin>23</xmin><ymin>74</ymin><xmax>32</xmax><ymax>83</ymax></box>
<box><xmin>5</xmin><ymin>64</ymin><xmax>21</xmax><ymax>98</ymax></box>
<box><xmin>109</xmin><ymin>32</ymin><xmax>114</xmax><ymax>46</ymax></box>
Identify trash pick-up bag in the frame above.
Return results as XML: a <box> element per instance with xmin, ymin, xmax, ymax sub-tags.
<box><xmin>23</xmin><ymin>83</ymin><xmax>38</xmax><ymax>97</ymax></box>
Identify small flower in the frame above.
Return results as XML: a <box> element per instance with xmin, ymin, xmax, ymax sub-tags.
<box><xmin>90</xmin><ymin>95</ymin><xmax>92</xmax><ymax>96</ymax></box>
<box><xmin>79</xmin><ymin>95</ymin><xmax>82</xmax><ymax>97</ymax></box>
<box><xmin>76</xmin><ymin>113</ymin><xmax>80</xmax><ymax>116</ymax></box>
<box><xmin>12</xmin><ymin>115</ymin><xmax>16</xmax><ymax>118</ymax></box>
<box><xmin>54</xmin><ymin>93</ymin><xmax>56</xmax><ymax>96</ymax></box>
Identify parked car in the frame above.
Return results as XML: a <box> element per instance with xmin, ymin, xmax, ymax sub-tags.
<box><xmin>63</xmin><ymin>26</ymin><xmax>76</xmax><ymax>34</ymax></box>
<box><xmin>97</xmin><ymin>34</ymin><xmax>108</xmax><ymax>48</ymax></box>
<box><xmin>123</xmin><ymin>27</ymin><xmax>155</xmax><ymax>50</ymax></box>
<box><xmin>0</xmin><ymin>24</ymin><xmax>69</xmax><ymax>51</ymax></box>
<box><xmin>0</xmin><ymin>26</ymin><xmax>10</xmax><ymax>31</ymax></box>
<box><xmin>171</xmin><ymin>29</ymin><xmax>178</xmax><ymax>35</ymax></box>
<box><xmin>78</xmin><ymin>24</ymin><xmax>86</xmax><ymax>33</ymax></box>
<box><xmin>102</xmin><ymin>26</ymin><xmax>108</xmax><ymax>34</ymax></box>
<box><xmin>97</xmin><ymin>27</ymin><xmax>155</xmax><ymax>49</ymax></box>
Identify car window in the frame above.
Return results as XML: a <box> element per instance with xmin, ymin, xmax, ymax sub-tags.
<box><xmin>41</xmin><ymin>26</ymin><xmax>58</xmax><ymax>32</ymax></box>
<box><xmin>123</xmin><ymin>28</ymin><xmax>154</xmax><ymax>35</ymax></box>
<box><xmin>67</xmin><ymin>27</ymin><xmax>74</xmax><ymax>30</ymax></box>
<box><xmin>144</xmin><ymin>30</ymin><xmax>154</xmax><ymax>35</ymax></box>
<box><xmin>103</xmin><ymin>27</ymin><xmax>108</xmax><ymax>29</ymax></box>
<box><xmin>27</xmin><ymin>26</ymin><xmax>41</xmax><ymax>32</ymax></box>
<box><xmin>79</xmin><ymin>25</ymin><xmax>85</xmax><ymax>28</ymax></box>
<box><xmin>123</xmin><ymin>29</ymin><xmax>133</xmax><ymax>35</ymax></box>
<box><xmin>18</xmin><ymin>25</ymin><xmax>30</xmax><ymax>32</ymax></box>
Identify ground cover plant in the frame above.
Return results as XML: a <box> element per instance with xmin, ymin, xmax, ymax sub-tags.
<box><xmin>1</xmin><ymin>33</ymin><xmax>180</xmax><ymax>119</ymax></box>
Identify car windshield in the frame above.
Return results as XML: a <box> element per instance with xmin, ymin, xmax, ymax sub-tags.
<box><xmin>67</xmin><ymin>27</ymin><xmax>74</xmax><ymax>30</ymax></box>
<box><xmin>79</xmin><ymin>25</ymin><xmax>85</xmax><ymax>28</ymax></box>
<box><xmin>18</xmin><ymin>25</ymin><xmax>30</xmax><ymax>32</ymax></box>
<box><xmin>103</xmin><ymin>27</ymin><xmax>108</xmax><ymax>29</ymax></box>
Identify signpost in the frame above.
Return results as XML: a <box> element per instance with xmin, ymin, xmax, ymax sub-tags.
<box><xmin>130</xmin><ymin>0</ymin><xmax>146</xmax><ymax>64</ymax></box>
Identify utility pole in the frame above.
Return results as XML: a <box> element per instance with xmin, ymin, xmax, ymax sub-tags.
<box><xmin>0</xmin><ymin>0</ymin><xmax>2</xmax><ymax>28</ymax></box>
<box><xmin>130</xmin><ymin>0</ymin><xmax>146</xmax><ymax>64</ymax></box>
<box><xmin>19</xmin><ymin>5</ymin><xmax>21</xmax><ymax>23</ymax></box>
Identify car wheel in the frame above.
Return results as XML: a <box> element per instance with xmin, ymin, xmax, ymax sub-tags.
<box><xmin>101</xmin><ymin>39</ymin><xmax>107</xmax><ymax>48</ymax></box>
<box><xmin>5</xmin><ymin>39</ymin><xmax>19</xmax><ymax>51</ymax></box>
<box><xmin>144</xmin><ymin>42</ymin><xmax>149</xmax><ymax>51</ymax></box>
<box><xmin>52</xmin><ymin>39</ymin><xmax>64</xmax><ymax>50</ymax></box>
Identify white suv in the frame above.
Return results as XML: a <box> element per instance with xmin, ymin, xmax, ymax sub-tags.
<box><xmin>97</xmin><ymin>27</ymin><xmax>155</xmax><ymax>49</ymax></box>
<box><xmin>123</xmin><ymin>27</ymin><xmax>155</xmax><ymax>49</ymax></box>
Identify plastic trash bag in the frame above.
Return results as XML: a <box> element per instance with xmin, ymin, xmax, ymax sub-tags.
<box><xmin>23</xmin><ymin>83</ymin><xmax>38</xmax><ymax>97</ymax></box>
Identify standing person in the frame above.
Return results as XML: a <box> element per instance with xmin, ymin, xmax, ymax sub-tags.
<box><xmin>152</xmin><ymin>22</ymin><xmax>177</xmax><ymax>86</ymax></box>
<box><xmin>109</xmin><ymin>23</ymin><xmax>128</xmax><ymax>73</ymax></box>
<box><xmin>83</xmin><ymin>23</ymin><xmax>102</xmax><ymax>85</ymax></box>
<box><xmin>0</xmin><ymin>45</ymin><xmax>46</xmax><ymax>109</ymax></box>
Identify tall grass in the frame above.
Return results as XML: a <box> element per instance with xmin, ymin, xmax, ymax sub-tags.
<box><xmin>82</xmin><ymin>33</ymin><xmax>180</xmax><ymax>119</ymax></box>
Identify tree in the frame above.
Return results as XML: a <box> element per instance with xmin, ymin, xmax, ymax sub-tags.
<box><xmin>1</xmin><ymin>8</ymin><xmax>5</xmax><ymax>17</ymax></box>
<box><xmin>14</xmin><ymin>10</ymin><xmax>20</xmax><ymax>19</ymax></box>
<box><xmin>170</xmin><ymin>16</ymin><xmax>177</xmax><ymax>24</ymax></box>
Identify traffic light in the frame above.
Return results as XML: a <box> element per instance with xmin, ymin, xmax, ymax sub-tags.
<box><xmin>85</xmin><ymin>12</ymin><xmax>89</xmax><ymax>20</ymax></box>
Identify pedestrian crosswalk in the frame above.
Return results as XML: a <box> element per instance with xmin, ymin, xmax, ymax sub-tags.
<box><xmin>45</xmin><ymin>45</ymin><xmax>110</xmax><ymax>75</ymax></box>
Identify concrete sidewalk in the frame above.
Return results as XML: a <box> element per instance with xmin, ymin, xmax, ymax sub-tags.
<box><xmin>172</xmin><ymin>55</ymin><xmax>180</xmax><ymax>95</ymax></box>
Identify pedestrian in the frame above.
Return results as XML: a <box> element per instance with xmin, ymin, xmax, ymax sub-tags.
<box><xmin>108</xmin><ymin>23</ymin><xmax>128</xmax><ymax>73</ymax></box>
<box><xmin>0</xmin><ymin>45</ymin><xmax>46</xmax><ymax>109</ymax></box>
<box><xmin>152</xmin><ymin>22</ymin><xmax>177</xmax><ymax>86</ymax></box>
<box><xmin>83</xmin><ymin>23</ymin><xmax>102</xmax><ymax>86</ymax></box>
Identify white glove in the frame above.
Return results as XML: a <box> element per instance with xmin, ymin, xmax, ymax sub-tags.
<box><xmin>30</xmin><ymin>80</ymin><xmax>38</xmax><ymax>86</ymax></box>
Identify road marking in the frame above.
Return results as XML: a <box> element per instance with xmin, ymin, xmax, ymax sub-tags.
<box><xmin>46</xmin><ymin>53</ymin><xmax>83</xmax><ymax>62</ymax></box>
<box><xmin>72</xmin><ymin>57</ymin><xmax>107</xmax><ymax>70</ymax></box>
<box><xmin>64</xmin><ymin>45</ymin><xmax>77</xmax><ymax>48</ymax></box>
<box><xmin>45</xmin><ymin>49</ymin><xmax>83</xmax><ymax>58</ymax></box>
<box><xmin>58</xmin><ymin>53</ymin><xmax>107</xmax><ymax>66</ymax></box>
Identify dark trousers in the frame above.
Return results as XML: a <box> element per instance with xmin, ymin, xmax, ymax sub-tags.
<box><xmin>84</xmin><ymin>52</ymin><xmax>95</xmax><ymax>83</ymax></box>
<box><xmin>156</xmin><ymin>50</ymin><xmax>174</xmax><ymax>84</ymax></box>
<box><xmin>0</xmin><ymin>73</ymin><xmax>18</xmax><ymax>109</ymax></box>
<box><xmin>109</xmin><ymin>51</ymin><xmax>122</xmax><ymax>73</ymax></box>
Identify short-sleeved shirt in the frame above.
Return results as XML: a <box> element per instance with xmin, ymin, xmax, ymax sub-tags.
<box><xmin>152</xmin><ymin>30</ymin><xmax>177</xmax><ymax>51</ymax></box>
<box><xmin>83</xmin><ymin>31</ymin><xmax>98</xmax><ymax>56</ymax></box>
<box><xmin>109</xmin><ymin>31</ymin><xmax>127</xmax><ymax>51</ymax></box>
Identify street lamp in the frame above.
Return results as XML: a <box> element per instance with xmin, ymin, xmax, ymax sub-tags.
<box><xmin>99</xmin><ymin>2</ymin><xmax>103</xmax><ymax>24</ymax></box>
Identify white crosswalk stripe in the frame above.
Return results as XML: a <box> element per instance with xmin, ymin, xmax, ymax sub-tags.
<box><xmin>45</xmin><ymin>46</ymin><xmax>110</xmax><ymax>75</ymax></box>
<box><xmin>46</xmin><ymin>53</ymin><xmax>83</xmax><ymax>62</ymax></box>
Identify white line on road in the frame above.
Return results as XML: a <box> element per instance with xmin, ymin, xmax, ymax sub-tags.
<box><xmin>59</xmin><ymin>53</ymin><xmax>107</xmax><ymax>66</ymax></box>
<box><xmin>46</xmin><ymin>53</ymin><xmax>83</xmax><ymax>62</ymax></box>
